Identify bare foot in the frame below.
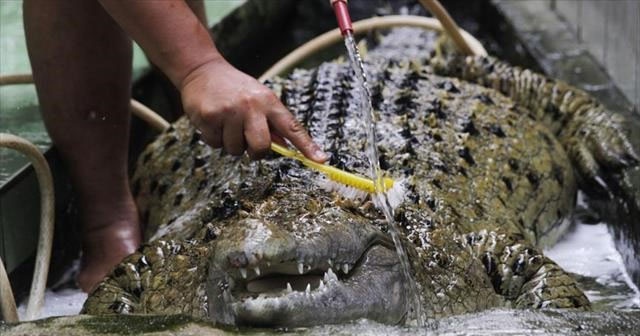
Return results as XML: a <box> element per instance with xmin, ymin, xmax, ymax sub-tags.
<box><xmin>76</xmin><ymin>199</ymin><xmax>141</xmax><ymax>293</ymax></box>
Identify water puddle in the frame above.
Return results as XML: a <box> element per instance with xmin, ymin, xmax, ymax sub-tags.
<box><xmin>342</xmin><ymin>32</ymin><xmax>424</xmax><ymax>326</ymax></box>
<box><xmin>545</xmin><ymin>224</ymin><xmax>640</xmax><ymax>310</ymax></box>
<box><xmin>17</xmin><ymin>289</ymin><xmax>87</xmax><ymax>320</ymax></box>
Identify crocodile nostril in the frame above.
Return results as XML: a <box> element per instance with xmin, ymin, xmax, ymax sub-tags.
<box><xmin>228</xmin><ymin>251</ymin><xmax>249</xmax><ymax>268</ymax></box>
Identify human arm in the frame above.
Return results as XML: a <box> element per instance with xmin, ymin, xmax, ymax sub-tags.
<box><xmin>98</xmin><ymin>0</ymin><xmax>328</xmax><ymax>161</ymax></box>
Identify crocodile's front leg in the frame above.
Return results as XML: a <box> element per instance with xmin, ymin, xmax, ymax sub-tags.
<box><xmin>463</xmin><ymin>230</ymin><xmax>589</xmax><ymax>309</ymax></box>
<box><xmin>432</xmin><ymin>55</ymin><xmax>639</xmax><ymax>198</ymax></box>
<box><xmin>82</xmin><ymin>239</ymin><xmax>212</xmax><ymax>317</ymax></box>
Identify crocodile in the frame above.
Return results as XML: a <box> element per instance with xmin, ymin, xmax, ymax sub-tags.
<box><xmin>81</xmin><ymin>28</ymin><xmax>638</xmax><ymax>327</ymax></box>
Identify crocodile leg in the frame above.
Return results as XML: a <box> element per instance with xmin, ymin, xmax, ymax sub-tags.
<box><xmin>463</xmin><ymin>230</ymin><xmax>590</xmax><ymax>309</ymax></box>
<box><xmin>82</xmin><ymin>239</ymin><xmax>212</xmax><ymax>318</ymax></box>
<box><xmin>432</xmin><ymin>55</ymin><xmax>639</xmax><ymax>198</ymax></box>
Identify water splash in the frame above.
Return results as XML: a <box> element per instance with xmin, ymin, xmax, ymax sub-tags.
<box><xmin>343</xmin><ymin>32</ymin><xmax>424</xmax><ymax>326</ymax></box>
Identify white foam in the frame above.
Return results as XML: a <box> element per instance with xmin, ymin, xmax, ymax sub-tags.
<box><xmin>374</xmin><ymin>178</ymin><xmax>407</xmax><ymax>210</ymax></box>
<box><xmin>545</xmin><ymin>221</ymin><xmax>640</xmax><ymax>308</ymax></box>
<box><xmin>17</xmin><ymin>288</ymin><xmax>87</xmax><ymax>321</ymax></box>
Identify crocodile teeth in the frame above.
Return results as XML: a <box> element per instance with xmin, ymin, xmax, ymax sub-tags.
<box><xmin>297</xmin><ymin>263</ymin><xmax>304</xmax><ymax>274</ymax></box>
<box><xmin>239</xmin><ymin>268</ymin><xmax>247</xmax><ymax>279</ymax></box>
<box><xmin>342</xmin><ymin>263</ymin><xmax>350</xmax><ymax>274</ymax></box>
<box><xmin>324</xmin><ymin>267</ymin><xmax>338</xmax><ymax>282</ymax></box>
<box><xmin>254</xmin><ymin>266</ymin><xmax>261</xmax><ymax>276</ymax></box>
<box><xmin>305</xmin><ymin>283</ymin><xmax>311</xmax><ymax>295</ymax></box>
<box><xmin>318</xmin><ymin>280</ymin><xmax>325</xmax><ymax>290</ymax></box>
<box><xmin>286</xmin><ymin>282</ymin><xmax>293</xmax><ymax>293</ymax></box>
<box><xmin>327</xmin><ymin>258</ymin><xmax>333</xmax><ymax>267</ymax></box>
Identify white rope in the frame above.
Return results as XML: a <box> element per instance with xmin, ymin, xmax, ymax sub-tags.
<box><xmin>0</xmin><ymin>133</ymin><xmax>54</xmax><ymax>321</ymax></box>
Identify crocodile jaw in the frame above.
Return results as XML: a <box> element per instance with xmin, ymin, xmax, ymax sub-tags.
<box><xmin>207</xmin><ymin>245</ymin><xmax>407</xmax><ymax>327</ymax></box>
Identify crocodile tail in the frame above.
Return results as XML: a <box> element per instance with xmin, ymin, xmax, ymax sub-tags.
<box><xmin>463</xmin><ymin>230</ymin><xmax>590</xmax><ymax>309</ymax></box>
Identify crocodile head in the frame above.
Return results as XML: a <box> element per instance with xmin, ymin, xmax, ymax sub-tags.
<box><xmin>205</xmin><ymin>192</ymin><xmax>407</xmax><ymax>327</ymax></box>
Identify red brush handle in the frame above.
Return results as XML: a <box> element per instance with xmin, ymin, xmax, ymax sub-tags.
<box><xmin>331</xmin><ymin>0</ymin><xmax>353</xmax><ymax>36</ymax></box>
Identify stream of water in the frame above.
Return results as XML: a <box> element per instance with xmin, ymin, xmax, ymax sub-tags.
<box><xmin>342</xmin><ymin>33</ymin><xmax>424</xmax><ymax>327</ymax></box>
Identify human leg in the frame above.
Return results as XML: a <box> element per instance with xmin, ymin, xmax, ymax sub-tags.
<box><xmin>23</xmin><ymin>0</ymin><xmax>140</xmax><ymax>292</ymax></box>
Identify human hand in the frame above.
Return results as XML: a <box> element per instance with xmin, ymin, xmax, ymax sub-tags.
<box><xmin>180</xmin><ymin>58</ymin><xmax>328</xmax><ymax>162</ymax></box>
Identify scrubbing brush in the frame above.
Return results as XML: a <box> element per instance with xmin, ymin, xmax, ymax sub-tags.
<box><xmin>271</xmin><ymin>143</ymin><xmax>406</xmax><ymax>208</ymax></box>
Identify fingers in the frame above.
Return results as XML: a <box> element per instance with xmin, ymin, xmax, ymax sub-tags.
<box><xmin>188</xmin><ymin>107</ymin><xmax>223</xmax><ymax>149</ymax></box>
<box><xmin>181</xmin><ymin>67</ymin><xmax>326</xmax><ymax>161</ymax></box>
<box><xmin>269</xmin><ymin>106</ymin><xmax>328</xmax><ymax>163</ymax></box>
<box><xmin>222</xmin><ymin>111</ymin><xmax>246</xmax><ymax>156</ymax></box>
<box><xmin>244</xmin><ymin>114</ymin><xmax>271</xmax><ymax>159</ymax></box>
<box><xmin>270</xmin><ymin>133</ymin><xmax>286</xmax><ymax>147</ymax></box>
